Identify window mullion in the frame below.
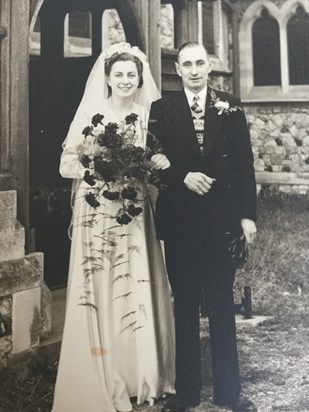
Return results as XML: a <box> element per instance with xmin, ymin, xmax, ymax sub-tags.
<box><xmin>280</xmin><ymin>24</ymin><xmax>289</xmax><ymax>93</ymax></box>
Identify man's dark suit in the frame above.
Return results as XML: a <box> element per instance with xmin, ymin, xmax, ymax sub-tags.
<box><xmin>148</xmin><ymin>87</ymin><xmax>257</xmax><ymax>406</ymax></box>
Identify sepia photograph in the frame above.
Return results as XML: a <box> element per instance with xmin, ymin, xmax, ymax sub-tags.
<box><xmin>0</xmin><ymin>1</ymin><xmax>309</xmax><ymax>411</ymax></box>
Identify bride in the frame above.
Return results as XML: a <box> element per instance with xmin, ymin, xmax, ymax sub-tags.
<box><xmin>52</xmin><ymin>43</ymin><xmax>175</xmax><ymax>412</ymax></box>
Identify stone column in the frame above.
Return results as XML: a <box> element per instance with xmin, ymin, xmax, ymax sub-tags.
<box><xmin>133</xmin><ymin>0</ymin><xmax>162</xmax><ymax>90</ymax></box>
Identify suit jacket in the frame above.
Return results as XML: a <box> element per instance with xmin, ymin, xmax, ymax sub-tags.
<box><xmin>148</xmin><ymin>87</ymin><xmax>257</xmax><ymax>249</ymax></box>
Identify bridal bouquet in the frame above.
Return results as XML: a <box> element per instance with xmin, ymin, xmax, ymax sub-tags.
<box><xmin>78</xmin><ymin>112</ymin><xmax>159</xmax><ymax>225</ymax></box>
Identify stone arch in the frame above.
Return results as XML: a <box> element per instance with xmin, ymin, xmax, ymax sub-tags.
<box><xmin>29</xmin><ymin>0</ymin><xmax>145</xmax><ymax>51</ymax></box>
<box><xmin>281</xmin><ymin>0</ymin><xmax>309</xmax><ymax>29</ymax></box>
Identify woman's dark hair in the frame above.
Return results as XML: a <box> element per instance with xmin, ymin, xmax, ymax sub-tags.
<box><xmin>105</xmin><ymin>52</ymin><xmax>144</xmax><ymax>92</ymax></box>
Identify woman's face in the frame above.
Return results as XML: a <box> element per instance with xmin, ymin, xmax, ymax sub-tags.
<box><xmin>107</xmin><ymin>60</ymin><xmax>140</xmax><ymax>99</ymax></box>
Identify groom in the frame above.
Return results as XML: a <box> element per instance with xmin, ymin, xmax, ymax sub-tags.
<box><xmin>148</xmin><ymin>43</ymin><xmax>257</xmax><ymax>412</ymax></box>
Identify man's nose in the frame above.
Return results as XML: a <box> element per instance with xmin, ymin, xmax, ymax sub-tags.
<box><xmin>190</xmin><ymin>64</ymin><xmax>198</xmax><ymax>75</ymax></box>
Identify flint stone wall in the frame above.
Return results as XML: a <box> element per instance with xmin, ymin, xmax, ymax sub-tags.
<box><xmin>245</xmin><ymin>104</ymin><xmax>309</xmax><ymax>194</ymax></box>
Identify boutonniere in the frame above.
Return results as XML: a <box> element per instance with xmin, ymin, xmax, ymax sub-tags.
<box><xmin>209</xmin><ymin>90</ymin><xmax>243</xmax><ymax>115</ymax></box>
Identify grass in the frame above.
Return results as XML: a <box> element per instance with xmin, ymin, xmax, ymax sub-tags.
<box><xmin>234</xmin><ymin>186</ymin><xmax>309</xmax><ymax>317</ymax></box>
<box><xmin>1</xmin><ymin>187</ymin><xmax>309</xmax><ymax>411</ymax></box>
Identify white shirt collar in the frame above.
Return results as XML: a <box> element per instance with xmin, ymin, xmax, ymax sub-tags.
<box><xmin>184</xmin><ymin>86</ymin><xmax>208</xmax><ymax>109</ymax></box>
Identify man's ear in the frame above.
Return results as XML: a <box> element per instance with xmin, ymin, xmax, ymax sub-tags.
<box><xmin>175</xmin><ymin>62</ymin><xmax>181</xmax><ymax>77</ymax></box>
<box><xmin>207</xmin><ymin>60</ymin><xmax>212</xmax><ymax>74</ymax></box>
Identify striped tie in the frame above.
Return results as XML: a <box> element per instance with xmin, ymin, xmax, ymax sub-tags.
<box><xmin>190</xmin><ymin>95</ymin><xmax>204</xmax><ymax>153</ymax></box>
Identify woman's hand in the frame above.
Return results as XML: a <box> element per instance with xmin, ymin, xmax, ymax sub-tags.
<box><xmin>151</xmin><ymin>154</ymin><xmax>171</xmax><ymax>170</ymax></box>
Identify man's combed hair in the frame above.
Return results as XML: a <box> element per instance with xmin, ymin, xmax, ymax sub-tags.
<box><xmin>177</xmin><ymin>42</ymin><xmax>209</xmax><ymax>62</ymax></box>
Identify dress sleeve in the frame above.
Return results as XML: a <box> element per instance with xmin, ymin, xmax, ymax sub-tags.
<box><xmin>59</xmin><ymin>146</ymin><xmax>88</xmax><ymax>179</ymax></box>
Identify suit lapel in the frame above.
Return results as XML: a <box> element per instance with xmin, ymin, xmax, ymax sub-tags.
<box><xmin>167</xmin><ymin>91</ymin><xmax>202</xmax><ymax>156</ymax></box>
<box><xmin>203</xmin><ymin>87</ymin><xmax>225</xmax><ymax>157</ymax></box>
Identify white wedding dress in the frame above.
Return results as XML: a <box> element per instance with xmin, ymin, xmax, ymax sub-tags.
<box><xmin>52</xmin><ymin>101</ymin><xmax>175</xmax><ymax>412</ymax></box>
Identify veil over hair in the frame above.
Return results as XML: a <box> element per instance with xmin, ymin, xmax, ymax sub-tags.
<box><xmin>63</xmin><ymin>42</ymin><xmax>161</xmax><ymax>150</ymax></box>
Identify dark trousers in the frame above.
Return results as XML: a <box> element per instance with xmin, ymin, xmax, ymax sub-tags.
<box><xmin>165</xmin><ymin>239</ymin><xmax>241</xmax><ymax>405</ymax></box>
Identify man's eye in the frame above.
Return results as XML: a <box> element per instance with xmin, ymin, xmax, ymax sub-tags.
<box><xmin>183</xmin><ymin>63</ymin><xmax>191</xmax><ymax>67</ymax></box>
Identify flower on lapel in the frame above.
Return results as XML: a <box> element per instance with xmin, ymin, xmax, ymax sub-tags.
<box><xmin>210</xmin><ymin>90</ymin><xmax>242</xmax><ymax>115</ymax></box>
<box><xmin>214</xmin><ymin>101</ymin><xmax>230</xmax><ymax>115</ymax></box>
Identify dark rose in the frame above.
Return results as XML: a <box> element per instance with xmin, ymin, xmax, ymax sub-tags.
<box><xmin>84</xmin><ymin>170</ymin><xmax>96</xmax><ymax>186</ymax></box>
<box><xmin>116</xmin><ymin>213</ymin><xmax>132</xmax><ymax>225</ymax></box>
<box><xmin>121</xmin><ymin>186</ymin><xmax>138</xmax><ymax>200</ymax></box>
<box><xmin>125</xmin><ymin>113</ymin><xmax>138</xmax><ymax>124</ymax></box>
<box><xmin>127</xmin><ymin>204</ymin><xmax>143</xmax><ymax>217</ymax></box>
<box><xmin>103</xmin><ymin>190</ymin><xmax>120</xmax><ymax>201</ymax></box>
<box><xmin>85</xmin><ymin>193</ymin><xmax>100</xmax><ymax>208</ymax></box>
<box><xmin>97</xmin><ymin>132</ymin><xmax>122</xmax><ymax>149</ymax></box>
<box><xmin>105</xmin><ymin>122</ymin><xmax>118</xmax><ymax>134</ymax></box>
<box><xmin>82</xmin><ymin>126</ymin><xmax>92</xmax><ymax>136</ymax></box>
<box><xmin>91</xmin><ymin>113</ymin><xmax>104</xmax><ymax>127</ymax></box>
<box><xmin>80</xmin><ymin>154</ymin><xmax>91</xmax><ymax>168</ymax></box>
<box><xmin>130</xmin><ymin>166</ymin><xmax>147</xmax><ymax>180</ymax></box>
<box><xmin>93</xmin><ymin>157</ymin><xmax>115</xmax><ymax>182</ymax></box>
<box><xmin>130</xmin><ymin>146</ymin><xmax>144</xmax><ymax>159</ymax></box>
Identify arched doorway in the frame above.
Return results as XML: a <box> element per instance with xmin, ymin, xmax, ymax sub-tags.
<box><xmin>28</xmin><ymin>0</ymin><xmax>145</xmax><ymax>289</ymax></box>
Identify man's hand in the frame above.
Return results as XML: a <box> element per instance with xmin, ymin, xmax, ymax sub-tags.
<box><xmin>184</xmin><ymin>172</ymin><xmax>215</xmax><ymax>195</ymax></box>
<box><xmin>241</xmin><ymin>218</ymin><xmax>257</xmax><ymax>244</ymax></box>
<box><xmin>151</xmin><ymin>154</ymin><xmax>171</xmax><ymax>170</ymax></box>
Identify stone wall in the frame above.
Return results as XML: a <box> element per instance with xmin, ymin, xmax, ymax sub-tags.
<box><xmin>0</xmin><ymin>191</ymin><xmax>51</xmax><ymax>367</ymax></box>
<box><xmin>245</xmin><ymin>104</ymin><xmax>309</xmax><ymax>193</ymax></box>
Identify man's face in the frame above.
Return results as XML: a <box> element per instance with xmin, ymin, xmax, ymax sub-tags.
<box><xmin>175</xmin><ymin>45</ymin><xmax>210</xmax><ymax>93</ymax></box>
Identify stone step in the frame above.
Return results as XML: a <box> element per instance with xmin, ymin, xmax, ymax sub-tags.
<box><xmin>0</xmin><ymin>252</ymin><xmax>43</xmax><ymax>297</ymax></box>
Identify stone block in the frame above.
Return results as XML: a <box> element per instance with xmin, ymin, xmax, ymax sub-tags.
<box><xmin>271</xmin><ymin>154</ymin><xmax>284</xmax><ymax>165</ymax></box>
<box><xmin>0</xmin><ymin>252</ymin><xmax>43</xmax><ymax>297</ymax></box>
<box><xmin>274</xmin><ymin>146</ymin><xmax>286</xmax><ymax>156</ymax></box>
<box><xmin>250</xmin><ymin>129</ymin><xmax>259</xmax><ymax>140</ymax></box>
<box><xmin>281</xmin><ymin>134</ymin><xmax>296</xmax><ymax>147</ymax></box>
<box><xmin>303</xmin><ymin>136</ymin><xmax>309</xmax><ymax>147</ymax></box>
<box><xmin>0</xmin><ymin>222</ymin><xmax>25</xmax><ymax>262</ymax></box>
<box><xmin>272</xmin><ymin>114</ymin><xmax>283</xmax><ymax>127</ymax></box>
<box><xmin>0</xmin><ymin>191</ymin><xmax>16</xmax><ymax>231</ymax></box>
<box><xmin>40</xmin><ymin>282</ymin><xmax>52</xmax><ymax>340</ymax></box>
<box><xmin>12</xmin><ymin>287</ymin><xmax>41</xmax><ymax>354</ymax></box>
<box><xmin>286</xmin><ymin>145</ymin><xmax>298</xmax><ymax>154</ymax></box>
<box><xmin>298</xmin><ymin>129</ymin><xmax>307</xmax><ymax>139</ymax></box>
<box><xmin>262</xmin><ymin>154</ymin><xmax>271</xmax><ymax>166</ymax></box>
<box><xmin>254</xmin><ymin>159</ymin><xmax>265</xmax><ymax>172</ymax></box>
<box><xmin>289</xmin><ymin>125</ymin><xmax>299</xmax><ymax>138</ymax></box>
<box><xmin>301</xmin><ymin>165</ymin><xmax>309</xmax><ymax>172</ymax></box>
<box><xmin>264</xmin><ymin>120</ymin><xmax>276</xmax><ymax>133</ymax></box>
<box><xmin>290</xmin><ymin>164</ymin><xmax>301</xmax><ymax>173</ymax></box>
